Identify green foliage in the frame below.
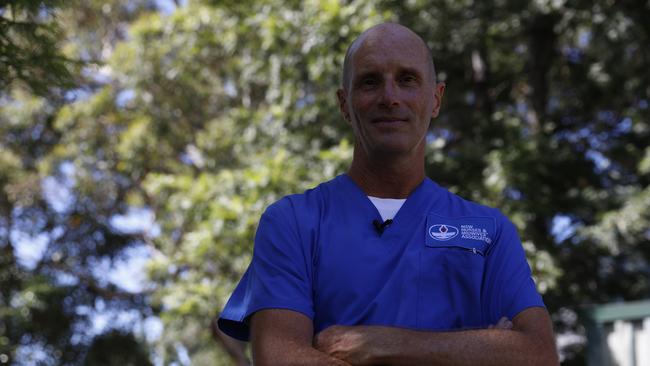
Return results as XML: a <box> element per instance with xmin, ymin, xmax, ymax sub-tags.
<box><xmin>1</xmin><ymin>0</ymin><xmax>649</xmax><ymax>364</ymax></box>
<box><xmin>0</xmin><ymin>0</ymin><xmax>76</xmax><ymax>95</ymax></box>
<box><xmin>83</xmin><ymin>330</ymin><xmax>152</xmax><ymax>366</ymax></box>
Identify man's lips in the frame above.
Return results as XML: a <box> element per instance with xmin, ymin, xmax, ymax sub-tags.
<box><xmin>371</xmin><ymin>117</ymin><xmax>408</xmax><ymax>123</ymax></box>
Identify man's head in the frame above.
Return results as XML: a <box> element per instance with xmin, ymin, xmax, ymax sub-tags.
<box><xmin>337</xmin><ymin>23</ymin><xmax>445</xmax><ymax>158</ymax></box>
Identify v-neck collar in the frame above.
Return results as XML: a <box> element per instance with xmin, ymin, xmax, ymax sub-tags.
<box><xmin>337</xmin><ymin>174</ymin><xmax>439</xmax><ymax>232</ymax></box>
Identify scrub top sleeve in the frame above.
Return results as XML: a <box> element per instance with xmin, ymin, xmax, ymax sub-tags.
<box><xmin>482</xmin><ymin>216</ymin><xmax>545</xmax><ymax>326</ymax></box>
<box><xmin>217</xmin><ymin>200</ymin><xmax>315</xmax><ymax>341</ymax></box>
<box><xmin>248</xmin><ymin>208</ymin><xmax>315</xmax><ymax>317</ymax></box>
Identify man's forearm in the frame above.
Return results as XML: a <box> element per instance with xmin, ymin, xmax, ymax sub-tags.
<box><xmin>250</xmin><ymin>309</ymin><xmax>351</xmax><ymax>366</ymax></box>
<box><xmin>370</xmin><ymin>326</ymin><xmax>557</xmax><ymax>366</ymax></box>
<box><xmin>254</xmin><ymin>343</ymin><xmax>350</xmax><ymax>366</ymax></box>
<box><xmin>315</xmin><ymin>308</ymin><xmax>558</xmax><ymax>366</ymax></box>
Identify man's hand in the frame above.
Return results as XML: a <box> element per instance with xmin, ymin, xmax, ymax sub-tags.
<box><xmin>488</xmin><ymin>316</ymin><xmax>514</xmax><ymax>329</ymax></box>
<box><xmin>314</xmin><ymin>325</ymin><xmax>396</xmax><ymax>365</ymax></box>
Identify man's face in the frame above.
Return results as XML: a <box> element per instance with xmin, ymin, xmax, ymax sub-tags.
<box><xmin>337</xmin><ymin>27</ymin><xmax>444</xmax><ymax>158</ymax></box>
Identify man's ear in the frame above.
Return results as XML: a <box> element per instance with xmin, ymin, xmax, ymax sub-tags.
<box><xmin>431</xmin><ymin>82</ymin><xmax>446</xmax><ymax>118</ymax></box>
<box><xmin>336</xmin><ymin>89</ymin><xmax>351</xmax><ymax>123</ymax></box>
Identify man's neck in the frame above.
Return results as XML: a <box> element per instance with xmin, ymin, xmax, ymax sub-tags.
<box><xmin>347</xmin><ymin>147</ymin><xmax>425</xmax><ymax>199</ymax></box>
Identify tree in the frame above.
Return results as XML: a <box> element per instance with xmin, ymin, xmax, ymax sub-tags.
<box><xmin>1</xmin><ymin>1</ymin><xmax>160</xmax><ymax>364</ymax></box>
<box><xmin>0</xmin><ymin>0</ymin><xmax>75</xmax><ymax>95</ymax></box>
<box><xmin>83</xmin><ymin>330</ymin><xmax>152</xmax><ymax>366</ymax></box>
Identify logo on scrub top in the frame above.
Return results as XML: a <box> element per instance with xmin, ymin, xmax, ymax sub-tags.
<box><xmin>428</xmin><ymin>224</ymin><xmax>459</xmax><ymax>241</ymax></box>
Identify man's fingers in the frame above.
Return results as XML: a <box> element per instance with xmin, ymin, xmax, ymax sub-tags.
<box><xmin>489</xmin><ymin>317</ymin><xmax>513</xmax><ymax>330</ymax></box>
<box><xmin>496</xmin><ymin>316</ymin><xmax>513</xmax><ymax>329</ymax></box>
<box><xmin>314</xmin><ymin>325</ymin><xmax>347</xmax><ymax>353</ymax></box>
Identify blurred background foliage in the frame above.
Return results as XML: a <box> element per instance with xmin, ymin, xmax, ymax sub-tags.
<box><xmin>1</xmin><ymin>0</ymin><xmax>648</xmax><ymax>364</ymax></box>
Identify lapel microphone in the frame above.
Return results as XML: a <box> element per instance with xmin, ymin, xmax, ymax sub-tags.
<box><xmin>372</xmin><ymin>219</ymin><xmax>393</xmax><ymax>235</ymax></box>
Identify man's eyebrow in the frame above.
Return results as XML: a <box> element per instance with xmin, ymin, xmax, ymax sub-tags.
<box><xmin>355</xmin><ymin>66</ymin><xmax>424</xmax><ymax>78</ymax></box>
<box><xmin>398</xmin><ymin>66</ymin><xmax>424</xmax><ymax>77</ymax></box>
<box><xmin>353</xmin><ymin>70</ymin><xmax>381</xmax><ymax>81</ymax></box>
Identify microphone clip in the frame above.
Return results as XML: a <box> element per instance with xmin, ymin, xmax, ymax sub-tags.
<box><xmin>372</xmin><ymin>219</ymin><xmax>393</xmax><ymax>235</ymax></box>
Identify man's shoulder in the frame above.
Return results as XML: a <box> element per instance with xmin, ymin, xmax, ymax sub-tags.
<box><xmin>262</xmin><ymin>175</ymin><xmax>341</xmax><ymax>218</ymax></box>
<box><xmin>430</xmin><ymin>180</ymin><xmax>507</xmax><ymax>221</ymax></box>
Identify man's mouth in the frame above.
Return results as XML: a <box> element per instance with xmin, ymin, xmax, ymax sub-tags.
<box><xmin>371</xmin><ymin>117</ymin><xmax>408</xmax><ymax>124</ymax></box>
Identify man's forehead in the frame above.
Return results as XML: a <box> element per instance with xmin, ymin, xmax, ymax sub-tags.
<box><xmin>350</xmin><ymin>23</ymin><xmax>426</xmax><ymax>57</ymax></box>
<box><xmin>352</xmin><ymin>49</ymin><xmax>424</xmax><ymax>75</ymax></box>
<box><xmin>351</xmin><ymin>28</ymin><xmax>429</xmax><ymax>70</ymax></box>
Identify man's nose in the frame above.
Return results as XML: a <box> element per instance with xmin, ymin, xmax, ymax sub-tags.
<box><xmin>378</xmin><ymin>80</ymin><xmax>400</xmax><ymax>108</ymax></box>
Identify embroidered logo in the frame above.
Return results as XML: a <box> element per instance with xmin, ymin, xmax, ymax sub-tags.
<box><xmin>428</xmin><ymin>224</ymin><xmax>459</xmax><ymax>241</ymax></box>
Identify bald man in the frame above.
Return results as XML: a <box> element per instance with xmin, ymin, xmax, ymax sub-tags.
<box><xmin>218</xmin><ymin>23</ymin><xmax>558</xmax><ymax>365</ymax></box>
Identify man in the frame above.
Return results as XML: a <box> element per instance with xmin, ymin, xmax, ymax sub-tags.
<box><xmin>218</xmin><ymin>23</ymin><xmax>558</xmax><ymax>365</ymax></box>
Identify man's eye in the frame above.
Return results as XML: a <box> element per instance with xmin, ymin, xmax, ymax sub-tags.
<box><xmin>362</xmin><ymin>78</ymin><xmax>378</xmax><ymax>86</ymax></box>
<box><xmin>401</xmin><ymin>75</ymin><xmax>417</xmax><ymax>83</ymax></box>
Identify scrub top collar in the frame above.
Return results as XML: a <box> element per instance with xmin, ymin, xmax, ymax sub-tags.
<box><xmin>337</xmin><ymin>174</ymin><xmax>442</xmax><ymax>234</ymax></box>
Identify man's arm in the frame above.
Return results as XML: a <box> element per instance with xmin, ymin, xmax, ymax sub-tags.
<box><xmin>314</xmin><ymin>307</ymin><xmax>558</xmax><ymax>366</ymax></box>
<box><xmin>251</xmin><ymin>309</ymin><xmax>352</xmax><ymax>366</ymax></box>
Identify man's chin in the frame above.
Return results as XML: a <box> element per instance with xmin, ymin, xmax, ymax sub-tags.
<box><xmin>368</xmin><ymin>142</ymin><xmax>419</xmax><ymax>157</ymax></box>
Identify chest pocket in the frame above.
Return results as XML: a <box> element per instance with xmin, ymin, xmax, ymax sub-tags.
<box><xmin>416</xmin><ymin>214</ymin><xmax>496</xmax><ymax>330</ymax></box>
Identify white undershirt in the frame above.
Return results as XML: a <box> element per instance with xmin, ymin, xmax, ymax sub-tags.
<box><xmin>368</xmin><ymin>196</ymin><xmax>406</xmax><ymax>222</ymax></box>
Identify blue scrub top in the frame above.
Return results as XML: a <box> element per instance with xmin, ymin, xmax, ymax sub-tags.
<box><xmin>218</xmin><ymin>175</ymin><xmax>544</xmax><ymax>341</ymax></box>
